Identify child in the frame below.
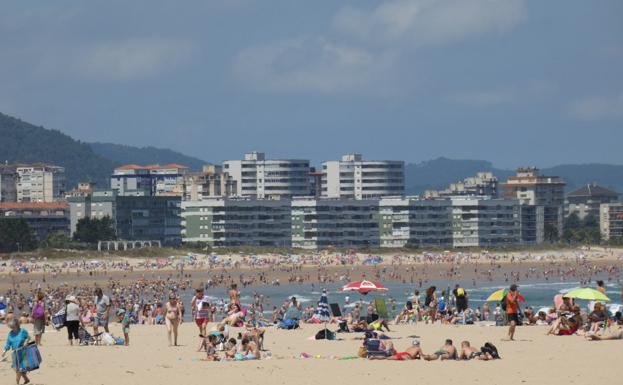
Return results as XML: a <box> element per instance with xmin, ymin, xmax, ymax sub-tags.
<box><xmin>202</xmin><ymin>334</ymin><xmax>218</xmax><ymax>361</ymax></box>
<box><xmin>117</xmin><ymin>308</ymin><xmax>131</xmax><ymax>346</ymax></box>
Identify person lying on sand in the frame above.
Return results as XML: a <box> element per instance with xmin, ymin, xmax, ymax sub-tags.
<box><xmin>386</xmin><ymin>339</ymin><xmax>424</xmax><ymax>360</ymax></box>
<box><xmin>458</xmin><ymin>341</ymin><xmax>482</xmax><ymax>360</ymax></box>
<box><xmin>586</xmin><ymin>324</ymin><xmax>623</xmax><ymax>341</ymax></box>
<box><xmin>424</xmin><ymin>339</ymin><xmax>457</xmax><ymax>361</ymax></box>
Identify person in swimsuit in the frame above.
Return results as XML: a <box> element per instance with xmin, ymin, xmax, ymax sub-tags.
<box><xmin>386</xmin><ymin>339</ymin><xmax>423</xmax><ymax>360</ymax></box>
<box><xmin>587</xmin><ymin>324</ymin><xmax>623</xmax><ymax>341</ymax></box>
<box><xmin>165</xmin><ymin>294</ymin><xmax>181</xmax><ymax>347</ymax></box>
<box><xmin>424</xmin><ymin>339</ymin><xmax>457</xmax><ymax>361</ymax></box>
<box><xmin>229</xmin><ymin>284</ymin><xmax>240</xmax><ymax>305</ymax></box>
<box><xmin>191</xmin><ymin>288</ymin><xmax>209</xmax><ymax>336</ymax></box>
<box><xmin>218</xmin><ymin>303</ymin><xmax>244</xmax><ymax>328</ymax></box>
<box><xmin>458</xmin><ymin>341</ymin><xmax>482</xmax><ymax>360</ymax></box>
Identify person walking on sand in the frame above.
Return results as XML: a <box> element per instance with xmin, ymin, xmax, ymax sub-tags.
<box><xmin>93</xmin><ymin>288</ymin><xmax>111</xmax><ymax>335</ymax></box>
<box><xmin>165</xmin><ymin>294</ymin><xmax>181</xmax><ymax>346</ymax></box>
<box><xmin>2</xmin><ymin>319</ymin><xmax>32</xmax><ymax>385</ymax></box>
<box><xmin>505</xmin><ymin>284</ymin><xmax>521</xmax><ymax>341</ymax></box>
<box><xmin>30</xmin><ymin>291</ymin><xmax>46</xmax><ymax>346</ymax></box>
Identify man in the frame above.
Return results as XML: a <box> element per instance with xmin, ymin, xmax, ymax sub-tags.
<box><xmin>191</xmin><ymin>287</ymin><xmax>209</xmax><ymax>336</ymax></box>
<box><xmin>424</xmin><ymin>339</ymin><xmax>457</xmax><ymax>361</ymax></box>
<box><xmin>453</xmin><ymin>284</ymin><xmax>468</xmax><ymax>313</ymax></box>
<box><xmin>93</xmin><ymin>288</ymin><xmax>111</xmax><ymax>334</ymax></box>
<box><xmin>374</xmin><ymin>339</ymin><xmax>423</xmax><ymax>360</ymax></box>
<box><xmin>505</xmin><ymin>284</ymin><xmax>521</xmax><ymax>341</ymax></box>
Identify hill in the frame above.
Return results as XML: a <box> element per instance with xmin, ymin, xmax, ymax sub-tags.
<box><xmin>89</xmin><ymin>143</ymin><xmax>207</xmax><ymax>171</ymax></box>
<box><xmin>0</xmin><ymin>112</ymin><xmax>114</xmax><ymax>188</ymax></box>
<box><xmin>405</xmin><ymin>158</ymin><xmax>623</xmax><ymax>195</ymax></box>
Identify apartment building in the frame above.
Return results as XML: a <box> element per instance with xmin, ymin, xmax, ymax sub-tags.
<box><xmin>67</xmin><ymin>190</ymin><xmax>116</xmax><ymax>236</ymax></box>
<box><xmin>321</xmin><ymin>154</ymin><xmax>404</xmax><ymax>199</ymax></box>
<box><xmin>566</xmin><ymin>183</ymin><xmax>619</xmax><ymax>220</ymax></box>
<box><xmin>111</xmin><ymin>164</ymin><xmax>188</xmax><ymax>197</ymax></box>
<box><xmin>425</xmin><ymin>172</ymin><xmax>498</xmax><ymax>198</ymax></box>
<box><xmin>1</xmin><ymin>163</ymin><xmax>67</xmax><ymax>203</ymax></box>
<box><xmin>115</xmin><ymin>196</ymin><xmax>182</xmax><ymax>246</ymax></box>
<box><xmin>182</xmin><ymin>165</ymin><xmax>237</xmax><ymax>201</ymax></box>
<box><xmin>223</xmin><ymin>152</ymin><xmax>311</xmax><ymax>199</ymax></box>
<box><xmin>502</xmin><ymin>167</ymin><xmax>565</xmax><ymax>243</ymax></box>
<box><xmin>450</xmin><ymin>197</ymin><xmax>520</xmax><ymax>248</ymax></box>
<box><xmin>0</xmin><ymin>202</ymin><xmax>70</xmax><ymax>241</ymax></box>
<box><xmin>600</xmin><ymin>203</ymin><xmax>623</xmax><ymax>241</ymax></box>
<box><xmin>0</xmin><ymin>166</ymin><xmax>17</xmax><ymax>202</ymax></box>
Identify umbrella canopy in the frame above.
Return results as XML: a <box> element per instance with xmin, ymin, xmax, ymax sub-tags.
<box><xmin>312</xmin><ymin>291</ymin><xmax>331</xmax><ymax>322</ymax></box>
<box><xmin>486</xmin><ymin>288</ymin><xmax>526</xmax><ymax>302</ymax></box>
<box><xmin>341</xmin><ymin>280</ymin><xmax>388</xmax><ymax>295</ymax></box>
<box><xmin>564</xmin><ymin>288</ymin><xmax>610</xmax><ymax>302</ymax></box>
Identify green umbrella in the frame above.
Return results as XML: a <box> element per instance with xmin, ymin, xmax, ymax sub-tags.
<box><xmin>564</xmin><ymin>288</ymin><xmax>610</xmax><ymax>302</ymax></box>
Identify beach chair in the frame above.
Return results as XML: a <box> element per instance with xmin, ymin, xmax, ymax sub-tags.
<box><xmin>329</xmin><ymin>303</ymin><xmax>342</xmax><ymax>318</ymax></box>
<box><xmin>364</xmin><ymin>338</ymin><xmax>390</xmax><ymax>358</ymax></box>
<box><xmin>78</xmin><ymin>326</ymin><xmax>103</xmax><ymax>346</ymax></box>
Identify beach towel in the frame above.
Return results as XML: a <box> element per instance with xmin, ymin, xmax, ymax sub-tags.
<box><xmin>278</xmin><ymin>318</ymin><xmax>299</xmax><ymax>330</ymax></box>
<box><xmin>12</xmin><ymin>343</ymin><xmax>41</xmax><ymax>372</ymax></box>
<box><xmin>374</xmin><ymin>298</ymin><xmax>389</xmax><ymax>320</ymax></box>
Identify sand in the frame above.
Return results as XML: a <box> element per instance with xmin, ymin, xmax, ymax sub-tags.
<box><xmin>1</xmin><ymin>322</ymin><xmax>619</xmax><ymax>385</ymax></box>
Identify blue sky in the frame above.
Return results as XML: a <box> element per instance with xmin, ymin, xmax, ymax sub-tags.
<box><xmin>1</xmin><ymin>0</ymin><xmax>622</xmax><ymax>168</ymax></box>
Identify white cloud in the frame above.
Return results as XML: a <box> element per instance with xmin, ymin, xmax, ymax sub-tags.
<box><xmin>333</xmin><ymin>0</ymin><xmax>526</xmax><ymax>45</ymax></box>
<box><xmin>568</xmin><ymin>93</ymin><xmax>623</xmax><ymax>121</ymax></box>
<box><xmin>76</xmin><ymin>39</ymin><xmax>194</xmax><ymax>80</ymax></box>
<box><xmin>232</xmin><ymin>36</ymin><xmax>393</xmax><ymax>93</ymax></box>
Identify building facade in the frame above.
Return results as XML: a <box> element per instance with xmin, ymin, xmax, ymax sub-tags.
<box><xmin>223</xmin><ymin>152</ymin><xmax>311</xmax><ymax>199</ymax></box>
<box><xmin>115</xmin><ymin>196</ymin><xmax>182</xmax><ymax>246</ymax></box>
<box><xmin>2</xmin><ymin>163</ymin><xmax>67</xmax><ymax>203</ymax></box>
<box><xmin>111</xmin><ymin>164</ymin><xmax>188</xmax><ymax>197</ymax></box>
<box><xmin>0</xmin><ymin>202</ymin><xmax>70</xmax><ymax>241</ymax></box>
<box><xmin>502</xmin><ymin>167</ymin><xmax>565</xmax><ymax>243</ymax></box>
<box><xmin>0</xmin><ymin>166</ymin><xmax>17</xmax><ymax>202</ymax></box>
<box><xmin>566</xmin><ymin>183</ymin><xmax>619</xmax><ymax>220</ymax></box>
<box><xmin>182</xmin><ymin>165</ymin><xmax>237</xmax><ymax>201</ymax></box>
<box><xmin>321</xmin><ymin>154</ymin><xmax>404</xmax><ymax>199</ymax></box>
<box><xmin>600</xmin><ymin>203</ymin><xmax>623</xmax><ymax>241</ymax></box>
<box><xmin>67</xmin><ymin>190</ymin><xmax>116</xmax><ymax>236</ymax></box>
<box><xmin>182</xmin><ymin>198</ymin><xmax>292</xmax><ymax>247</ymax></box>
<box><xmin>425</xmin><ymin>172</ymin><xmax>499</xmax><ymax>198</ymax></box>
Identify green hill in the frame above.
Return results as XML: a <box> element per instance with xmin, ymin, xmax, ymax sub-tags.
<box><xmin>0</xmin><ymin>112</ymin><xmax>114</xmax><ymax>188</ymax></box>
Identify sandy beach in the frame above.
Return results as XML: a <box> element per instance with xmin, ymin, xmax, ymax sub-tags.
<box><xmin>1</xmin><ymin>322</ymin><xmax>619</xmax><ymax>385</ymax></box>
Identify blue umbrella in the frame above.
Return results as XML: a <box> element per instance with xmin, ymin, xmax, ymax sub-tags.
<box><xmin>313</xmin><ymin>290</ymin><xmax>331</xmax><ymax>322</ymax></box>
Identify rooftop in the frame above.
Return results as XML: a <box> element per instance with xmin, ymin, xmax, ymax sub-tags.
<box><xmin>0</xmin><ymin>202</ymin><xmax>69</xmax><ymax>210</ymax></box>
<box><xmin>567</xmin><ymin>183</ymin><xmax>619</xmax><ymax>198</ymax></box>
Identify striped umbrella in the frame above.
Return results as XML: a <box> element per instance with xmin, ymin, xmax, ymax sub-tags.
<box><xmin>313</xmin><ymin>290</ymin><xmax>331</xmax><ymax>322</ymax></box>
<box><xmin>341</xmin><ymin>280</ymin><xmax>388</xmax><ymax>295</ymax></box>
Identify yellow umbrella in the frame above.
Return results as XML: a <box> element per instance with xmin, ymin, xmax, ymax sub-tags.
<box><xmin>564</xmin><ymin>288</ymin><xmax>610</xmax><ymax>302</ymax></box>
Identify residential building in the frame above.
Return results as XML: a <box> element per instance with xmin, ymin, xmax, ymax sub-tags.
<box><xmin>321</xmin><ymin>154</ymin><xmax>404</xmax><ymax>199</ymax></box>
<box><xmin>566</xmin><ymin>183</ymin><xmax>619</xmax><ymax>220</ymax></box>
<box><xmin>67</xmin><ymin>190</ymin><xmax>116</xmax><ymax>236</ymax></box>
<box><xmin>10</xmin><ymin>163</ymin><xmax>66</xmax><ymax>202</ymax></box>
<box><xmin>182</xmin><ymin>165</ymin><xmax>236</xmax><ymax>201</ymax></box>
<box><xmin>425</xmin><ymin>172</ymin><xmax>498</xmax><ymax>198</ymax></box>
<box><xmin>600</xmin><ymin>203</ymin><xmax>623</xmax><ymax>241</ymax></box>
<box><xmin>0</xmin><ymin>166</ymin><xmax>17</xmax><ymax>202</ymax></box>
<box><xmin>115</xmin><ymin>196</ymin><xmax>182</xmax><ymax>246</ymax></box>
<box><xmin>111</xmin><ymin>164</ymin><xmax>188</xmax><ymax>197</ymax></box>
<box><xmin>223</xmin><ymin>152</ymin><xmax>311</xmax><ymax>199</ymax></box>
<box><xmin>450</xmin><ymin>197</ymin><xmax>520</xmax><ymax>247</ymax></box>
<box><xmin>182</xmin><ymin>198</ymin><xmax>292</xmax><ymax>247</ymax></box>
<box><xmin>502</xmin><ymin>167</ymin><xmax>565</xmax><ymax>243</ymax></box>
<box><xmin>291</xmin><ymin>198</ymin><xmax>379</xmax><ymax>249</ymax></box>
<box><xmin>0</xmin><ymin>202</ymin><xmax>70</xmax><ymax>241</ymax></box>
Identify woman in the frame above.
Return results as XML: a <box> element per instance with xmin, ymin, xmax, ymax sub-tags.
<box><xmin>2</xmin><ymin>319</ymin><xmax>32</xmax><ymax>385</ymax></box>
<box><xmin>218</xmin><ymin>303</ymin><xmax>244</xmax><ymax>327</ymax></box>
<box><xmin>65</xmin><ymin>296</ymin><xmax>81</xmax><ymax>346</ymax></box>
<box><xmin>31</xmin><ymin>292</ymin><xmax>46</xmax><ymax>346</ymax></box>
<box><xmin>165</xmin><ymin>294</ymin><xmax>181</xmax><ymax>346</ymax></box>
<box><xmin>547</xmin><ymin>306</ymin><xmax>583</xmax><ymax>336</ymax></box>
<box><xmin>424</xmin><ymin>286</ymin><xmax>438</xmax><ymax>323</ymax></box>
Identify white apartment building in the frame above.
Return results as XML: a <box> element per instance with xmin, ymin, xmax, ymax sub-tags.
<box><xmin>14</xmin><ymin>163</ymin><xmax>66</xmax><ymax>202</ymax></box>
<box><xmin>600</xmin><ymin>203</ymin><xmax>623</xmax><ymax>241</ymax></box>
<box><xmin>111</xmin><ymin>164</ymin><xmax>188</xmax><ymax>197</ymax></box>
<box><xmin>223</xmin><ymin>152</ymin><xmax>310</xmax><ymax>199</ymax></box>
<box><xmin>450</xmin><ymin>197</ymin><xmax>520</xmax><ymax>248</ymax></box>
<box><xmin>321</xmin><ymin>154</ymin><xmax>404</xmax><ymax>199</ymax></box>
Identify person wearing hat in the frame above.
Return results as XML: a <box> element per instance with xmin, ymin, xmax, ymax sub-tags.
<box><xmin>116</xmin><ymin>307</ymin><xmax>131</xmax><ymax>346</ymax></box>
<box><xmin>385</xmin><ymin>339</ymin><xmax>424</xmax><ymax>360</ymax></box>
<box><xmin>65</xmin><ymin>295</ymin><xmax>81</xmax><ymax>345</ymax></box>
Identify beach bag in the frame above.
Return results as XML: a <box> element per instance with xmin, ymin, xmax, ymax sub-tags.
<box><xmin>279</xmin><ymin>318</ymin><xmax>298</xmax><ymax>330</ymax></box>
<box><xmin>101</xmin><ymin>333</ymin><xmax>115</xmax><ymax>346</ymax></box>
<box><xmin>52</xmin><ymin>309</ymin><xmax>67</xmax><ymax>330</ymax></box>
<box><xmin>12</xmin><ymin>342</ymin><xmax>42</xmax><ymax>372</ymax></box>
<box><xmin>456</xmin><ymin>288</ymin><xmax>465</xmax><ymax>297</ymax></box>
<box><xmin>357</xmin><ymin>346</ymin><xmax>368</xmax><ymax>358</ymax></box>
<box><xmin>315</xmin><ymin>329</ymin><xmax>336</xmax><ymax>340</ymax></box>
<box><xmin>33</xmin><ymin>303</ymin><xmax>45</xmax><ymax>320</ymax></box>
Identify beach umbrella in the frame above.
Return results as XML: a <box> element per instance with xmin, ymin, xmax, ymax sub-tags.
<box><xmin>341</xmin><ymin>280</ymin><xmax>388</xmax><ymax>295</ymax></box>
<box><xmin>486</xmin><ymin>288</ymin><xmax>525</xmax><ymax>302</ymax></box>
<box><xmin>0</xmin><ymin>303</ymin><xmax>6</xmax><ymax>310</ymax></box>
<box><xmin>563</xmin><ymin>288</ymin><xmax>610</xmax><ymax>302</ymax></box>
<box><xmin>313</xmin><ymin>290</ymin><xmax>331</xmax><ymax>322</ymax></box>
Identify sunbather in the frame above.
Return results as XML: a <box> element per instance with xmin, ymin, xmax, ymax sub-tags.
<box><xmin>424</xmin><ymin>339</ymin><xmax>457</xmax><ymax>361</ymax></box>
<box><xmin>387</xmin><ymin>339</ymin><xmax>423</xmax><ymax>360</ymax></box>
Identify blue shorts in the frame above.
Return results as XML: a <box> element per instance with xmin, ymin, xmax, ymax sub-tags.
<box><xmin>94</xmin><ymin>316</ymin><xmax>109</xmax><ymax>327</ymax></box>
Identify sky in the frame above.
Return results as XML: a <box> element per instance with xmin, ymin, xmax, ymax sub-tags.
<box><xmin>1</xmin><ymin>0</ymin><xmax>622</xmax><ymax>168</ymax></box>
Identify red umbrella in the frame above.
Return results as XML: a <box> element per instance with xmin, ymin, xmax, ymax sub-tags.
<box><xmin>341</xmin><ymin>280</ymin><xmax>388</xmax><ymax>295</ymax></box>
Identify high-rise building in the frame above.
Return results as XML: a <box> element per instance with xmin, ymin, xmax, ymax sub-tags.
<box><xmin>115</xmin><ymin>196</ymin><xmax>182</xmax><ymax>246</ymax></box>
<box><xmin>111</xmin><ymin>164</ymin><xmax>188</xmax><ymax>197</ymax></box>
<box><xmin>502</xmin><ymin>167</ymin><xmax>565</xmax><ymax>244</ymax></box>
<box><xmin>7</xmin><ymin>163</ymin><xmax>66</xmax><ymax>203</ymax></box>
<box><xmin>321</xmin><ymin>154</ymin><xmax>404</xmax><ymax>199</ymax></box>
<box><xmin>425</xmin><ymin>172</ymin><xmax>498</xmax><ymax>198</ymax></box>
<box><xmin>182</xmin><ymin>165</ymin><xmax>237</xmax><ymax>201</ymax></box>
<box><xmin>566</xmin><ymin>183</ymin><xmax>619</xmax><ymax>220</ymax></box>
<box><xmin>600</xmin><ymin>203</ymin><xmax>623</xmax><ymax>241</ymax></box>
<box><xmin>67</xmin><ymin>190</ymin><xmax>116</xmax><ymax>237</ymax></box>
<box><xmin>223</xmin><ymin>152</ymin><xmax>311</xmax><ymax>199</ymax></box>
<box><xmin>0</xmin><ymin>165</ymin><xmax>17</xmax><ymax>202</ymax></box>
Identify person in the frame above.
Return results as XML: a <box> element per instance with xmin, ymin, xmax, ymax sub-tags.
<box><xmin>424</xmin><ymin>286</ymin><xmax>437</xmax><ymax>322</ymax></box>
<box><xmin>165</xmin><ymin>294</ymin><xmax>181</xmax><ymax>346</ymax></box>
<box><xmin>31</xmin><ymin>291</ymin><xmax>46</xmax><ymax>346</ymax></box>
<box><xmin>453</xmin><ymin>284</ymin><xmax>468</xmax><ymax>313</ymax></box>
<box><xmin>64</xmin><ymin>295</ymin><xmax>81</xmax><ymax>346</ymax></box>
<box><xmin>117</xmin><ymin>308</ymin><xmax>131</xmax><ymax>346</ymax></box>
<box><xmin>596</xmin><ymin>280</ymin><xmax>606</xmax><ymax>295</ymax></box>
<box><xmin>229</xmin><ymin>284</ymin><xmax>240</xmax><ymax>305</ymax></box>
<box><xmin>386</xmin><ymin>339</ymin><xmax>423</xmax><ymax>360</ymax></box>
<box><xmin>424</xmin><ymin>339</ymin><xmax>457</xmax><ymax>361</ymax></box>
<box><xmin>93</xmin><ymin>288</ymin><xmax>111</xmax><ymax>334</ymax></box>
<box><xmin>587</xmin><ymin>302</ymin><xmax>607</xmax><ymax>333</ymax></box>
<box><xmin>2</xmin><ymin>319</ymin><xmax>32</xmax><ymax>385</ymax></box>
<box><xmin>587</xmin><ymin>324</ymin><xmax>623</xmax><ymax>341</ymax></box>
<box><xmin>393</xmin><ymin>301</ymin><xmax>416</xmax><ymax>324</ymax></box>
<box><xmin>191</xmin><ymin>288</ymin><xmax>209</xmax><ymax>337</ymax></box>
<box><xmin>504</xmin><ymin>284</ymin><xmax>521</xmax><ymax>341</ymax></box>
<box><xmin>218</xmin><ymin>303</ymin><xmax>245</xmax><ymax>327</ymax></box>
<box><xmin>459</xmin><ymin>341</ymin><xmax>482</xmax><ymax>360</ymax></box>
<box><xmin>547</xmin><ymin>305</ymin><xmax>582</xmax><ymax>336</ymax></box>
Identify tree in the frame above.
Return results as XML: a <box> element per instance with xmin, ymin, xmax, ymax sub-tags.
<box><xmin>563</xmin><ymin>213</ymin><xmax>581</xmax><ymax>230</ymax></box>
<box><xmin>544</xmin><ymin>223</ymin><xmax>559</xmax><ymax>243</ymax></box>
<box><xmin>0</xmin><ymin>218</ymin><xmax>37</xmax><ymax>252</ymax></box>
<box><xmin>46</xmin><ymin>232</ymin><xmax>71</xmax><ymax>248</ymax></box>
<box><xmin>73</xmin><ymin>216</ymin><xmax>116</xmax><ymax>244</ymax></box>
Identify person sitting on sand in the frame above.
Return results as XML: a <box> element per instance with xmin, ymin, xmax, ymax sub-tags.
<box><xmin>201</xmin><ymin>334</ymin><xmax>219</xmax><ymax>361</ymax></box>
<box><xmin>393</xmin><ymin>301</ymin><xmax>416</xmax><ymax>324</ymax></box>
<box><xmin>218</xmin><ymin>303</ymin><xmax>245</xmax><ymax>328</ymax></box>
<box><xmin>424</xmin><ymin>339</ymin><xmax>457</xmax><ymax>361</ymax></box>
<box><xmin>547</xmin><ymin>305</ymin><xmax>582</xmax><ymax>336</ymax></box>
<box><xmin>368</xmin><ymin>319</ymin><xmax>390</xmax><ymax>332</ymax></box>
<box><xmin>587</xmin><ymin>302</ymin><xmax>607</xmax><ymax>333</ymax></box>
<box><xmin>238</xmin><ymin>334</ymin><xmax>261</xmax><ymax>360</ymax></box>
